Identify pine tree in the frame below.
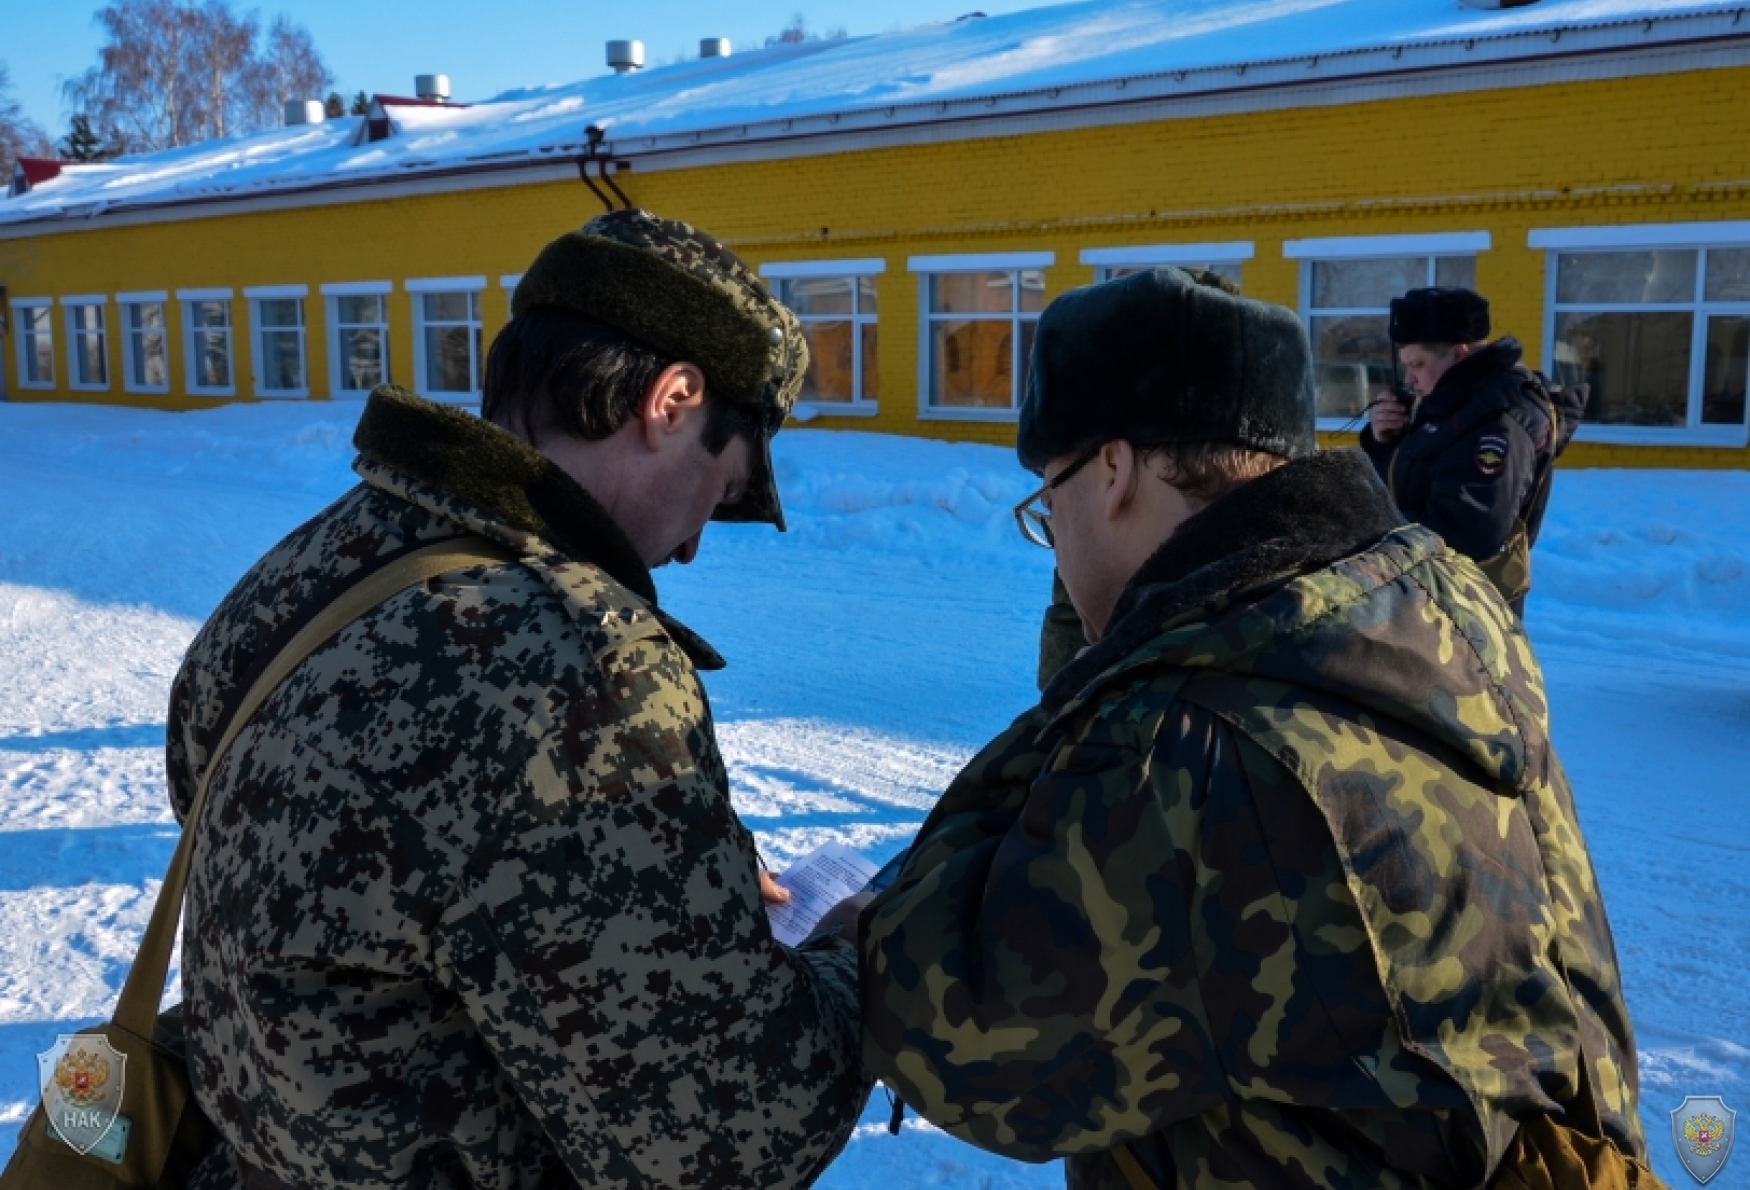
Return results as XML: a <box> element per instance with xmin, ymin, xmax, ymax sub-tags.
<box><xmin>61</xmin><ymin>114</ymin><xmax>111</xmax><ymax>161</ymax></box>
<box><xmin>324</xmin><ymin>91</ymin><xmax>345</xmax><ymax>118</ymax></box>
<box><xmin>350</xmin><ymin>90</ymin><xmax>370</xmax><ymax>116</ymax></box>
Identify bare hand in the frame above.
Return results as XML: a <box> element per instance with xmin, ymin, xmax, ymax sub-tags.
<box><xmin>759</xmin><ymin>871</ymin><xmax>791</xmax><ymax>906</ymax></box>
<box><xmin>812</xmin><ymin>891</ymin><xmax>874</xmax><ymax>944</ymax></box>
<box><xmin>1369</xmin><ymin>395</ymin><xmax>1409</xmax><ymax>442</ymax></box>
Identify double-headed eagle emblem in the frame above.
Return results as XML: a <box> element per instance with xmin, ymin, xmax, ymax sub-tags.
<box><xmin>54</xmin><ymin>1046</ymin><xmax>112</xmax><ymax>1109</ymax></box>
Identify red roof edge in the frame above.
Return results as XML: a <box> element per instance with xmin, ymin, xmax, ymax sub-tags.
<box><xmin>372</xmin><ymin>94</ymin><xmax>471</xmax><ymax>109</ymax></box>
<box><xmin>15</xmin><ymin>158</ymin><xmax>64</xmax><ymax>187</ymax></box>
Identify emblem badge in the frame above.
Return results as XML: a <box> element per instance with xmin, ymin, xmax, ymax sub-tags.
<box><xmin>1475</xmin><ymin>434</ymin><xmax>1509</xmax><ymax>476</ymax></box>
<box><xmin>1671</xmin><ymin>1095</ymin><xmax>1736</xmax><ymax>1185</ymax></box>
<box><xmin>35</xmin><ymin>1034</ymin><xmax>127</xmax><ymax>1160</ymax></box>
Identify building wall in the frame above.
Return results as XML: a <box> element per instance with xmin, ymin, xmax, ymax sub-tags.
<box><xmin>3</xmin><ymin>60</ymin><xmax>1748</xmax><ymax>468</ymax></box>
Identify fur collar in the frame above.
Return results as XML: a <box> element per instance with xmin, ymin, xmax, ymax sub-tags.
<box><xmin>1422</xmin><ymin>337</ymin><xmax>1523</xmax><ymax>419</ymax></box>
<box><xmin>352</xmin><ymin>385</ymin><xmax>657</xmax><ymax>605</ymax></box>
<box><xmin>1042</xmin><ymin>449</ymin><xmax>1405</xmax><ymax>712</ymax></box>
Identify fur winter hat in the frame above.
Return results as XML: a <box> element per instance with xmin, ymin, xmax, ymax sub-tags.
<box><xmin>512</xmin><ymin>209</ymin><xmax>806</xmax><ymax>529</ymax></box>
<box><xmin>1389</xmin><ymin>287</ymin><xmax>1491</xmax><ymax>347</ymax></box>
<box><xmin>1016</xmin><ymin>266</ymin><xmax>1316</xmax><ymax>473</ymax></box>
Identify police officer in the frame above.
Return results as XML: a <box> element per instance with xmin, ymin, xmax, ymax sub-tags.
<box><xmin>1360</xmin><ymin>286</ymin><xmax>1580</xmax><ymax>615</ymax></box>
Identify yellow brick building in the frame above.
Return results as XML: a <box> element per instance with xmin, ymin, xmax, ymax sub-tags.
<box><xmin>3</xmin><ymin>0</ymin><xmax>1748</xmax><ymax>469</ymax></box>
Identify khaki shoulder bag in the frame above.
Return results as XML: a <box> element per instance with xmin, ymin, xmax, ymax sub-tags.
<box><xmin>0</xmin><ymin>535</ymin><xmax>514</xmax><ymax>1190</ymax></box>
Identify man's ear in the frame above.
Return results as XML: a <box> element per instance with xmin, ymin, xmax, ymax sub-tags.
<box><xmin>637</xmin><ymin>362</ymin><xmax>709</xmax><ymax>452</ymax></box>
<box><xmin>1101</xmin><ymin>439</ymin><xmax>1140</xmax><ymax>523</ymax></box>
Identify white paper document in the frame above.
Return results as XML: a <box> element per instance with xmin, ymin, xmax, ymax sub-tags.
<box><xmin>765</xmin><ymin>842</ymin><xmax>878</xmax><ymax>946</ymax></box>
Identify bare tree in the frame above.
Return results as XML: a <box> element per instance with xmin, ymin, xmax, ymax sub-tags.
<box><xmin>63</xmin><ymin>0</ymin><xmax>335</xmax><ymax>153</ymax></box>
<box><xmin>247</xmin><ymin>14</ymin><xmax>331</xmax><ymax>130</ymax></box>
<box><xmin>1</xmin><ymin>60</ymin><xmax>56</xmax><ymax>179</ymax></box>
<box><xmin>764</xmin><ymin>13</ymin><xmax>848</xmax><ymax>48</ymax></box>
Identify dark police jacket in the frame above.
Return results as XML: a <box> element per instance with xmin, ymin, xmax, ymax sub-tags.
<box><xmin>1359</xmin><ymin>338</ymin><xmax>1571</xmax><ymax>573</ymax></box>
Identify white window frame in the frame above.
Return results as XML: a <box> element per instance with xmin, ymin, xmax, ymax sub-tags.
<box><xmin>118</xmin><ymin>290</ymin><xmax>170</xmax><ymax>395</ymax></box>
<box><xmin>11</xmin><ymin>297</ymin><xmax>56</xmax><ymax>389</ymax></box>
<box><xmin>322</xmin><ymin>281</ymin><xmax>393</xmax><ymax>400</ymax></box>
<box><xmin>1287</xmin><ymin>233</ymin><xmax>1491</xmax><ymax>430</ymax></box>
<box><xmin>409</xmin><ymin>276</ymin><xmax>486</xmax><ymax>404</ymax></box>
<box><xmin>1532</xmin><ymin>223</ymin><xmax>1750</xmax><ymax>448</ymax></box>
<box><xmin>62</xmin><ymin>295</ymin><xmax>110</xmax><ymax>392</ymax></box>
<box><xmin>245</xmin><ymin>284</ymin><xmax>310</xmax><ymax>399</ymax></box>
<box><xmin>760</xmin><ymin>258</ymin><xmax>884</xmax><ymax>418</ymax></box>
<box><xmin>1081</xmin><ymin>241</ymin><xmax>1254</xmax><ymax>284</ymax></box>
<box><xmin>910</xmin><ymin>251</ymin><xmax>1054</xmax><ymax>423</ymax></box>
<box><xmin>178</xmin><ymin>288</ymin><xmax>236</xmax><ymax>397</ymax></box>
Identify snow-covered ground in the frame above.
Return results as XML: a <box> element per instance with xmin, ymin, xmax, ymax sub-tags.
<box><xmin>0</xmin><ymin>400</ymin><xmax>1746</xmax><ymax>1188</ymax></box>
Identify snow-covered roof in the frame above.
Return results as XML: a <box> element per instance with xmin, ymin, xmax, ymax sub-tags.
<box><xmin>3</xmin><ymin>0</ymin><xmax>1744</xmax><ymax>229</ymax></box>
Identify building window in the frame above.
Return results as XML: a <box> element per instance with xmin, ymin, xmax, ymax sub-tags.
<box><xmin>64</xmin><ymin>297</ymin><xmax>109</xmax><ymax>390</ymax></box>
<box><xmin>119</xmin><ymin>293</ymin><xmax>169</xmax><ymax>392</ymax></box>
<box><xmin>1546</xmin><ymin>248</ymin><xmax>1749</xmax><ymax>435</ymax></box>
<box><xmin>761</xmin><ymin>259</ymin><xmax>883</xmax><ymax>414</ymax></box>
<box><xmin>1082</xmin><ymin>242</ymin><xmax>1252</xmax><ymax>287</ymax></box>
<box><xmin>179</xmin><ymin>289</ymin><xmax>235</xmax><ymax>396</ymax></box>
<box><xmin>410</xmin><ymin>278</ymin><xmax>484</xmax><ymax>401</ymax></box>
<box><xmin>1286</xmin><ymin>233</ymin><xmax>1489</xmax><ymax>425</ymax></box>
<box><xmin>245</xmin><ymin>287</ymin><xmax>308</xmax><ymax>398</ymax></box>
<box><xmin>324</xmin><ymin>282</ymin><xmax>392</xmax><ymax>398</ymax></box>
<box><xmin>911</xmin><ymin>252</ymin><xmax>1053</xmax><ymax>420</ymax></box>
<box><xmin>12</xmin><ymin>299</ymin><xmax>55</xmax><ymax>388</ymax></box>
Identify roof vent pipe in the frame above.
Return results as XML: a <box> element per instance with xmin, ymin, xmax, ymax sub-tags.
<box><xmin>700</xmin><ymin>38</ymin><xmax>732</xmax><ymax>59</ymax></box>
<box><xmin>607</xmin><ymin>40</ymin><xmax>645</xmax><ymax>73</ymax></box>
<box><xmin>415</xmin><ymin>74</ymin><xmax>451</xmax><ymax>101</ymax></box>
<box><xmin>283</xmin><ymin>99</ymin><xmax>325</xmax><ymax>126</ymax></box>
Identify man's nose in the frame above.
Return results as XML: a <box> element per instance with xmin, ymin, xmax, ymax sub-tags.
<box><xmin>672</xmin><ymin>529</ymin><xmax>703</xmax><ymax>566</ymax></box>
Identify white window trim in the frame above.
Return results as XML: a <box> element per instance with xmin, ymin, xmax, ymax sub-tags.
<box><xmin>498</xmin><ymin>274</ymin><xmax>522</xmax><ymax>290</ymax></box>
<box><xmin>914</xmin><ymin>264</ymin><xmax>1048</xmax><ymax>424</ymax></box>
<box><xmin>1529</xmin><ymin>222</ymin><xmax>1750</xmax><ymax>251</ymax></box>
<box><xmin>244</xmin><ymin>283</ymin><xmax>309</xmax><ymax>300</ymax></box>
<box><xmin>119</xmin><ymin>297</ymin><xmax>170</xmax><ymax>395</ymax></box>
<box><xmin>181</xmin><ymin>292</ymin><xmax>236</xmax><ymax>397</ymax></box>
<box><xmin>794</xmin><ymin>402</ymin><xmax>881</xmax><ymax>421</ymax></box>
<box><xmin>327</xmin><ymin>291</ymin><xmax>392</xmax><ymax>401</ymax></box>
<box><xmin>1283</xmin><ymin>232</ymin><xmax>1491</xmax><ymax>260</ymax></box>
<box><xmin>406</xmin><ymin>276</ymin><xmax>486</xmax><ymax>293</ymax></box>
<box><xmin>10</xmin><ymin>297</ymin><xmax>55</xmax><ymax>390</ymax></box>
<box><xmin>410</xmin><ymin>281</ymin><xmax>485</xmax><ymax>404</ymax></box>
<box><xmin>320</xmin><ymin>280</ymin><xmax>393</xmax><ymax>297</ymax></box>
<box><xmin>759</xmin><ymin>258</ymin><xmax>887</xmax><ymax>279</ymax></box>
<box><xmin>908</xmin><ymin>251</ymin><xmax>1054</xmax><ymax>273</ymax></box>
<box><xmin>249</xmin><ymin>294</ymin><xmax>309</xmax><ymax>399</ymax></box>
<box><xmin>62</xmin><ymin>297</ymin><xmax>110</xmax><ymax>392</ymax></box>
<box><xmin>1542</xmin><ymin>242</ymin><xmax>1750</xmax><ymax>447</ymax></box>
<box><xmin>1080</xmin><ymin>242</ymin><xmax>1255</xmax><ymax>267</ymax></box>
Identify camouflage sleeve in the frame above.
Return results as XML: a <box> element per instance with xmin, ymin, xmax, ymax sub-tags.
<box><xmin>861</xmin><ymin>696</ymin><xmax>1230</xmax><ymax>1162</ymax></box>
<box><xmin>433</xmin><ymin>631</ymin><xmax>869</xmax><ymax>1189</ymax></box>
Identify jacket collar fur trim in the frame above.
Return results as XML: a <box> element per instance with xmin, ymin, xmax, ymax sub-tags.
<box><xmin>351</xmin><ymin>384</ymin><xmax>658</xmax><ymax>606</ymax></box>
<box><xmin>1042</xmin><ymin>449</ymin><xmax>1405</xmax><ymax>713</ymax></box>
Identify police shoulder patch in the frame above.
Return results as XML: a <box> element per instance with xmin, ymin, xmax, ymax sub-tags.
<box><xmin>1475</xmin><ymin>434</ymin><xmax>1509</xmax><ymax>476</ymax></box>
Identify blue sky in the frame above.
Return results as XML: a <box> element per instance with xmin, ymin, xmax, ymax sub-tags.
<box><xmin>0</xmin><ymin>0</ymin><xmax>1047</xmax><ymax>139</ymax></box>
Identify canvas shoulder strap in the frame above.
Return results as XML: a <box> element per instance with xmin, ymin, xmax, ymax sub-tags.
<box><xmin>111</xmin><ymin>534</ymin><xmax>517</xmax><ymax>1038</ymax></box>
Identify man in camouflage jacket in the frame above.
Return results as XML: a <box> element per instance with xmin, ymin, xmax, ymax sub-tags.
<box><xmin>862</xmin><ymin>269</ymin><xmax>1644</xmax><ymax>1189</ymax></box>
<box><xmin>166</xmin><ymin>211</ymin><xmax>868</xmax><ymax>1190</ymax></box>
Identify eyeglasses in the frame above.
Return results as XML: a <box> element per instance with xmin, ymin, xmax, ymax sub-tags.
<box><xmin>1012</xmin><ymin>449</ymin><xmax>1098</xmax><ymax>549</ymax></box>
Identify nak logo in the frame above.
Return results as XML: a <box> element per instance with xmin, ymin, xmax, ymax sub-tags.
<box><xmin>1672</xmin><ymin>1095</ymin><xmax>1737</xmax><ymax>1185</ymax></box>
<box><xmin>35</xmin><ymin>1034</ymin><xmax>126</xmax><ymax>1157</ymax></box>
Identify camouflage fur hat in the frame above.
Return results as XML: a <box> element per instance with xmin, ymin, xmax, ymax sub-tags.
<box><xmin>512</xmin><ymin>209</ymin><xmax>807</xmax><ymax>529</ymax></box>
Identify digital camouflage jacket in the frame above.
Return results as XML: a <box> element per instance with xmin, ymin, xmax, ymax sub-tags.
<box><xmin>862</xmin><ymin>450</ymin><xmax>1642</xmax><ymax>1190</ymax></box>
<box><xmin>166</xmin><ymin>386</ymin><xmax>867</xmax><ymax>1190</ymax></box>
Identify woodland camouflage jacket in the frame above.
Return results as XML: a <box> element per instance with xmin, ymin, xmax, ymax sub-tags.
<box><xmin>862</xmin><ymin>451</ymin><xmax>1642</xmax><ymax>1190</ymax></box>
<box><xmin>165</xmin><ymin>386</ymin><xmax>867</xmax><ymax>1190</ymax></box>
